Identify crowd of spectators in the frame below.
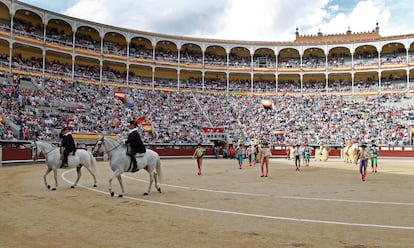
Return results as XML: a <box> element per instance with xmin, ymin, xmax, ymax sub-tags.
<box><xmin>7</xmin><ymin>16</ymin><xmax>414</xmax><ymax>72</ymax></box>
<box><xmin>1</xmin><ymin>72</ymin><xmax>414</xmax><ymax>148</ymax></box>
<box><xmin>4</xmin><ymin>51</ymin><xmax>411</xmax><ymax>95</ymax></box>
<box><xmin>2</xmin><ymin>17</ymin><xmax>414</xmax><ymax>147</ymax></box>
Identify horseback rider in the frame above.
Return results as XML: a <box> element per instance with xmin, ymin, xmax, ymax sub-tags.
<box><xmin>125</xmin><ymin>120</ymin><xmax>146</xmax><ymax>172</ymax></box>
<box><xmin>60</xmin><ymin>126</ymin><xmax>76</xmax><ymax>168</ymax></box>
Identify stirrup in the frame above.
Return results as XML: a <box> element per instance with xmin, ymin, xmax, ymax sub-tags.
<box><xmin>136</xmin><ymin>153</ymin><xmax>145</xmax><ymax>157</ymax></box>
<box><xmin>131</xmin><ymin>161</ymin><xmax>139</xmax><ymax>172</ymax></box>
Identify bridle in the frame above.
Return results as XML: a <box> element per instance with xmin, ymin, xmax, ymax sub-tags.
<box><xmin>32</xmin><ymin>142</ymin><xmax>38</xmax><ymax>161</ymax></box>
<box><xmin>32</xmin><ymin>141</ymin><xmax>57</xmax><ymax>161</ymax></box>
<box><xmin>94</xmin><ymin>136</ymin><xmax>122</xmax><ymax>155</ymax></box>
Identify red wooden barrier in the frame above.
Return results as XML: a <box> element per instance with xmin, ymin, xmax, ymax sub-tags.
<box><xmin>2</xmin><ymin>146</ymin><xmax>414</xmax><ymax>163</ymax></box>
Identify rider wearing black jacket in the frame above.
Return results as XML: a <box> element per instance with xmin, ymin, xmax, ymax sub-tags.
<box><xmin>60</xmin><ymin>126</ymin><xmax>76</xmax><ymax>168</ymax></box>
<box><xmin>125</xmin><ymin>120</ymin><xmax>146</xmax><ymax>172</ymax></box>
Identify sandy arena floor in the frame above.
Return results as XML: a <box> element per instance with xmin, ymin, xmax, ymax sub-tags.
<box><xmin>1</xmin><ymin>157</ymin><xmax>414</xmax><ymax>248</ymax></box>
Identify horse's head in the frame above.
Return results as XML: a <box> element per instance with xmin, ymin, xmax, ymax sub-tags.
<box><xmin>93</xmin><ymin>135</ymin><xmax>123</xmax><ymax>157</ymax></box>
<box><xmin>92</xmin><ymin>136</ymin><xmax>104</xmax><ymax>157</ymax></box>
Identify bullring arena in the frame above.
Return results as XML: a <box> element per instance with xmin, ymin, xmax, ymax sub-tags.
<box><xmin>1</xmin><ymin>158</ymin><xmax>414</xmax><ymax>247</ymax></box>
<box><xmin>1</xmin><ymin>0</ymin><xmax>414</xmax><ymax>247</ymax></box>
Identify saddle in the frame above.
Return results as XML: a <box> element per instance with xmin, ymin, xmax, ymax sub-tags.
<box><xmin>60</xmin><ymin>150</ymin><xmax>76</xmax><ymax>157</ymax></box>
<box><xmin>129</xmin><ymin>152</ymin><xmax>145</xmax><ymax>173</ymax></box>
<box><xmin>135</xmin><ymin>153</ymin><xmax>145</xmax><ymax>157</ymax></box>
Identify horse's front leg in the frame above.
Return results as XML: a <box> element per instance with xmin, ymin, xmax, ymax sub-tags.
<box><xmin>43</xmin><ymin>167</ymin><xmax>52</xmax><ymax>189</ymax></box>
<box><xmin>71</xmin><ymin>166</ymin><xmax>82</xmax><ymax>188</ymax></box>
<box><xmin>108</xmin><ymin>169</ymin><xmax>124</xmax><ymax>197</ymax></box>
<box><xmin>52</xmin><ymin>168</ymin><xmax>58</xmax><ymax>190</ymax></box>
<box><xmin>117</xmin><ymin>175</ymin><xmax>125</xmax><ymax>197</ymax></box>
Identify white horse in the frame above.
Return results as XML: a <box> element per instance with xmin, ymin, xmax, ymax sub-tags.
<box><xmin>31</xmin><ymin>140</ymin><xmax>98</xmax><ymax>190</ymax></box>
<box><xmin>347</xmin><ymin>143</ymin><xmax>360</xmax><ymax>164</ymax></box>
<box><xmin>92</xmin><ymin>136</ymin><xmax>162</xmax><ymax>197</ymax></box>
<box><xmin>342</xmin><ymin>144</ymin><xmax>352</xmax><ymax>163</ymax></box>
<box><xmin>315</xmin><ymin>145</ymin><xmax>329</xmax><ymax>161</ymax></box>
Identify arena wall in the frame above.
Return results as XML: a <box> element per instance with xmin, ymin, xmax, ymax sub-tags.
<box><xmin>2</xmin><ymin>145</ymin><xmax>414</xmax><ymax>165</ymax></box>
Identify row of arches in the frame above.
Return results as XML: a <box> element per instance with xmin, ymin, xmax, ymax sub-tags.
<box><xmin>2</xmin><ymin>2</ymin><xmax>414</xmax><ymax>67</ymax></box>
<box><xmin>4</xmin><ymin>36</ymin><xmax>413</xmax><ymax>94</ymax></box>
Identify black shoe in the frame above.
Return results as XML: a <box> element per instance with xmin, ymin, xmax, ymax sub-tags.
<box><xmin>131</xmin><ymin>162</ymin><xmax>139</xmax><ymax>172</ymax></box>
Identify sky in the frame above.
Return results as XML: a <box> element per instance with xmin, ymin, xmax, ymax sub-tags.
<box><xmin>18</xmin><ymin>0</ymin><xmax>414</xmax><ymax>42</ymax></box>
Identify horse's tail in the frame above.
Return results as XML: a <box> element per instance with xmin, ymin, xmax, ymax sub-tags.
<box><xmin>155</xmin><ymin>157</ymin><xmax>162</xmax><ymax>182</ymax></box>
<box><xmin>88</xmin><ymin>151</ymin><xmax>98</xmax><ymax>175</ymax></box>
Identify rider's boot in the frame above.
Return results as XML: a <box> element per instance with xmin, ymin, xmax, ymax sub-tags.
<box><xmin>131</xmin><ymin>156</ymin><xmax>138</xmax><ymax>172</ymax></box>
<box><xmin>60</xmin><ymin>156</ymin><xmax>68</xmax><ymax>168</ymax></box>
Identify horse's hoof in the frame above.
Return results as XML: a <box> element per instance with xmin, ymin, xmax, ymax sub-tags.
<box><xmin>118</xmin><ymin>194</ymin><xmax>123</xmax><ymax>198</ymax></box>
<box><xmin>52</xmin><ymin>188</ymin><xmax>56</xmax><ymax>191</ymax></box>
<box><xmin>70</xmin><ymin>185</ymin><xmax>75</xmax><ymax>188</ymax></box>
<box><xmin>143</xmin><ymin>192</ymin><xmax>149</xmax><ymax>196</ymax></box>
<box><xmin>110</xmin><ymin>192</ymin><xmax>115</xmax><ymax>197</ymax></box>
<box><xmin>47</xmin><ymin>185</ymin><xmax>51</xmax><ymax>189</ymax></box>
<box><xmin>158</xmin><ymin>188</ymin><xmax>162</xmax><ymax>193</ymax></box>
<box><xmin>93</xmin><ymin>184</ymin><xmax>97</xmax><ymax>188</ymax></box>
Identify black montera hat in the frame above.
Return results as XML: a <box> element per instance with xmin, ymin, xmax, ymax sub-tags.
<box><xmin>128</xmin><ymin>120</ymin><xmax>136</xmax><ymax>125</ymax></box>
<box><xmin>360</xmin><ymin>143</ymin><xmax>367</xmax><ymax>148</ymax></box>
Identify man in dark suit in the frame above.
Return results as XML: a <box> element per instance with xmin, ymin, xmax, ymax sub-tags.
<box><xmin>125</xmin><ymin>120</ymin><xmax>146</xmax><ymax>172</ymax></box>
<box><xmin>60</xmin><ymin>126</ymin><xmax>76</xmax><ymax>168</ymax></box>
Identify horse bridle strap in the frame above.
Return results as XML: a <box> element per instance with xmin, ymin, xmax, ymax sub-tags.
<box><xmin>43</xmin><ymin>145</ymin><xmax>58</xmax><ymax>155</ymax></box>
<box><xmin>99</xmin><ymin>138</ymin><xmax>122</xmax><ymax>154</ymax></box>
<box><xmin>33</xmin><ymin>142</ymin><xmax>38</xmax><ymax>160</ymax></box>
<box><xmin>33</xmin><ymin>142</ymin><xmax>57</xmax><ymax>160</ymax></box>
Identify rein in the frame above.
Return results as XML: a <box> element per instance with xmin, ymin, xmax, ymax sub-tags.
<box><xmin>34</xmin><ymin>142</ymin><xmax>57</xmax><ymax>157</ymax></box>
<box><xmin>41</xmin><ymin>143</ymin><xmax>58</xmax><ymax>156</ymax></box>
<box><xmin>99</xmin><ymin>138</ymin><xmax>123</xmax><ymax>154</ymax></box>
<box><xmin>43</xmin><ymin>146</ymin><xmax>58</xmax><ymax>156</ymax></box>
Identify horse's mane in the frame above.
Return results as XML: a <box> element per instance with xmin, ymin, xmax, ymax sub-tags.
<box><xmin>101</xmin><ymin>136</ymin><xmax>126</xmax><ymax>150</ymax></box>
<box><xmin>35</xmin><ymin>140</ymin><xmax>58</xmax><ymax>152</ymax></box>
<box><xmin>102</xmin><ymin>137</ymin><xmax>122</xmax><ymax>145</ymax></box>
<box><xmin>36</xmin><ymin>140</ymin><xmax>56</xmax><ymax>148</ymax></box>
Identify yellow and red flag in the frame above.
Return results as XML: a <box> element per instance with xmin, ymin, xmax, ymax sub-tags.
<box><xmin>142</xmin><ymin>123</ymin><xmax>153</xmax><ymax>133</ymax></box>
<box><xmin>72</xmin><ymin>133</ymin><xmax>117</xmax><ymax>140</ymax></box>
